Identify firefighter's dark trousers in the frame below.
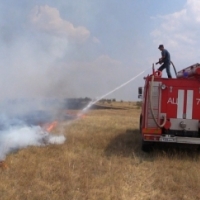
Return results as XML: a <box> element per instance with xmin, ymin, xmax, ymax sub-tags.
<box><xmin>158</xmin><ymin>63</ymin><xmax>172</xmax><ymax>78</ymax></box>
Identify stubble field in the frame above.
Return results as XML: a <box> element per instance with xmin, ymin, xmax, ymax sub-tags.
<box><xmin>0</xmin><ymin>102</ymin><xmax>200</xmax><ymax>200</ymax></box>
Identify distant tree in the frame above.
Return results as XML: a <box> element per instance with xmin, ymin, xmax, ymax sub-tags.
<box><xmin>84</xmin><ymin>97</ymin><xmax>91</xmax><ymax>102</ymax></box>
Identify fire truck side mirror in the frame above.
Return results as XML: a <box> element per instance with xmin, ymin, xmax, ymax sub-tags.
<box><xmin>138</xmin><ymin>87</ymin><xmax>143</xmax><ymax>99</ymax></box>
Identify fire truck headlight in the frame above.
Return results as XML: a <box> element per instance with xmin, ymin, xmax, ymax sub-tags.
<box><xmin>161</xmin><ymin>84</ymin><xmax>166</xmax><ymax>90</ymax></box>
<box><xmin>180</xmin><ymin>121</ymin><xmax>186</xmax><ymax>129</ymax></box>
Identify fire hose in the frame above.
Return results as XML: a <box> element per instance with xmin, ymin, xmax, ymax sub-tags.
<box><xmin>170</xmin><ymin>61</ymin><xmax>177</xmax><ymax>77</ymax></box>
<box><xmin>156</xmin><ymin>60</ymin><xmax>177</xmax><ymax>78</ymax></box>
<box><xmin>149</xmin><ymin>64</ymin><xmax>167</xmax><ymax>128</ymax></box>
<box><xmin>149</xmin><ymin>61</ymin><xmax>177</xmax><ymax>128</ymax></box>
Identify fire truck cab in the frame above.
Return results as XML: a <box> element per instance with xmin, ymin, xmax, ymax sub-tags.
<box><xmin>138</xmin><ymin>63</ymin><xmax>200</xmax><ymax>151</ymax></box>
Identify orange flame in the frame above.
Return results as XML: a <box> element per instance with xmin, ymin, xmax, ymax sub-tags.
<box><xmin>46</xmin><ymin>121</ymin><xmax>58</xmax><ymax>132</ymax></box>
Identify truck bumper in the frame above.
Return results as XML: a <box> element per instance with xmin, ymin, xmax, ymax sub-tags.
<box><xmin>144</xmin><ymin>134</ymin><xmax>200</xmax><ymax>144</ymax></box>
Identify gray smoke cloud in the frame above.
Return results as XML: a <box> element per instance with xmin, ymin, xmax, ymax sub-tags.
<box><xmin>0</xmin><ymin>4</ymin><xmax>92</xmax><ymax>160</ymax></box>
<box><xmin>0</xmin><ymin>1</ymin><xmax>150</xmax><ymax>159</ymax></box>
<box><xmin>0</xmin><ymin>97</ymin><xmax>75</xmax><ymax>160</ymax></box>
<box><xmin>0</xmin><ymin>124</ymin><xmax>66</xmax><ymax>160</ymax></box>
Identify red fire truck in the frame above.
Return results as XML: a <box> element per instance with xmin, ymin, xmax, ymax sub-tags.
<box><xmin>138</xmin><ymin>63</ymin><xmax>200</xmax><ymax>151</ymax></box>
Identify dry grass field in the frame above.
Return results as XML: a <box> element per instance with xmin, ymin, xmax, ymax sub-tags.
<box><xmin>1</xmin><ymin>102</ymin><xmax>200</xmax><ymax>200</ymax></box>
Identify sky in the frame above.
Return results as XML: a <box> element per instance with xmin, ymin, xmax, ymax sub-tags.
<box><xmin>0</xmin><ymin>0</ymin><xmax>199</xmax><ymax>102</ymax></box>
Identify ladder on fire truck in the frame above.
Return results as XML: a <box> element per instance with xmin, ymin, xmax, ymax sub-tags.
<box><xmin>146</xmin><ymin>66</ymin><xmax>168</xmax><ymax>129</ymax></box>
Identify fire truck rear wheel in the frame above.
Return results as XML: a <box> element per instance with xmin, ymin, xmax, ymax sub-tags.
<box><xmin>140</xmin><ymin>115</ymin><xmax>152</xmax><ymax>152</ymax></box>
<box><xmin>141</xmin><ymin>139</ymin><xmax>152</xmax><ymax>152</ymax></box>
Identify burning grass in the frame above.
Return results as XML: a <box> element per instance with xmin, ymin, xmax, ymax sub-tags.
<box><xmin>0</xmin><ymin>103</ymin><xmax>200</xmax><ymax>199</ymax></box>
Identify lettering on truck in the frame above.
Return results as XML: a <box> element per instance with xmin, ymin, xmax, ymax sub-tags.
<box><xmin>167</xmin><ymin>97</ymin><xmax>200</xmax><ymax>105</ymax></box>
<box><xmin>167</xmin><ymin>98</ymin><xmax>177</xmax><ymax>105</ymax></box>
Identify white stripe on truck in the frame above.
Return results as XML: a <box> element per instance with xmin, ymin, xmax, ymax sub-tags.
<box><xmin>186</xmin><ymin>90</ymin><xmax>193</xmax><ymax>119</ymax></box>
<box><xmin>177</xmin><ymin>90</ymin><xmax>184</xmax><ymax>119</ymax></box>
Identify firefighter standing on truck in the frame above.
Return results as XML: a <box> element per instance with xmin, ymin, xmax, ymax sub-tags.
<box><xmin>157</xmin><ymin>44</ymin><xmax>172</xmax><ymax>78</ymax></box>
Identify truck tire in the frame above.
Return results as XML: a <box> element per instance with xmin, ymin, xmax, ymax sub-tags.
<box><xmin>140</xmin><ymin>115</ymin><xmax>152</xmax><ymax>152</ymax></box>
<box><xmin>141</xmin><ymin>139</ymin><xmax>152</xmax><ymax>152</ymax></box>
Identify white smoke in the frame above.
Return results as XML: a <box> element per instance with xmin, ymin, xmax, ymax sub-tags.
<box><xmin>0</xmin><ymin>124</ymin><xmax>66</xmax><ymax>161</ymax></box>
<box><xmin>47</xmin><ymin>135</ymin><xmax>66</xmax><ymax>144</ymax></box>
